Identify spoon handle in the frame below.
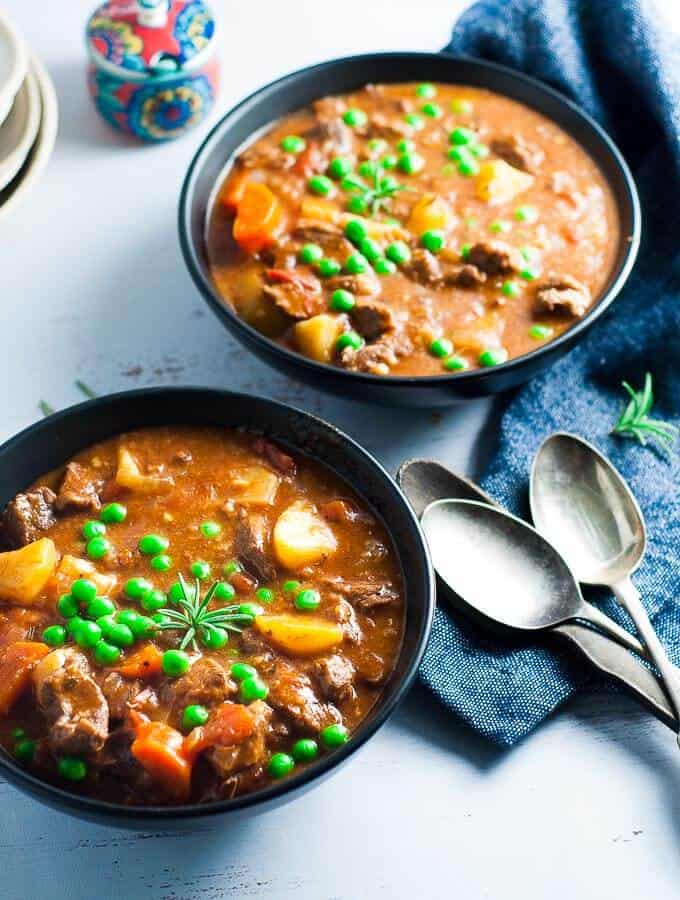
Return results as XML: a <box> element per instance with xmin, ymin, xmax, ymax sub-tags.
<box><xmin>580</xmin><ymin>601</ymin><xmax>646</xmax><ymax>657</ymax></box>
<box><xmin>555</xmin><ymin>623</ymin><xmax>676</xmax><ymax>730</ymax></box>
<box><xmin>612</xmin><ymin>577</ymin><xmax>680</xmax><ymax>724</ymax></box>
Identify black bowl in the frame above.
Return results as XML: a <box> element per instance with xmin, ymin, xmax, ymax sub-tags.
<box><xmin>179</xmin><ymin>51</ymin><xmax>641</xmax><ymax>407</ymax></box>
<box><xmin>0</xmin><ymin>388</ymin><xmax>434</xmax><ymax>828</ymax></box>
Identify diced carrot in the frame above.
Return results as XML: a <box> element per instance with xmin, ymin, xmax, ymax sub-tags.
<box><xmin>233</xmin><ymin>182</ymin><xmax>283</xmax><ymax>254</ymax></box>
<box><xmin>113</xmin><ymin>644</ymin><xmax>164</xmax><ymax>680</ymax></box>
<box><xmin>0</xmin><ymin>641</ymin><xmax>49</xmax><ymax>715</ymax></box>
<box><xmin>129</xmin><ymin>711</ymin><xmax>192</xmax><ymax>800</ymax></box>
<box><xmin>221</xmin><ymin>168</ymin><xmax>250</xmax><ymax>211</ymax></box>
<box><xmin>231</xmin><ymin>571</ymin><xmax>257</xmax><ymax>595</ymax></box>
<box><xmin>183</xmin><ymin>702</ymin><xmax>255</xmax><ymax>763</ymax></box>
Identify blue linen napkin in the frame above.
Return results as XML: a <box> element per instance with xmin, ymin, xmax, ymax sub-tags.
<box><xmin>419</xmin><ymin>0</ymin><xmax>680</xmax><ymax>745</ymax></box>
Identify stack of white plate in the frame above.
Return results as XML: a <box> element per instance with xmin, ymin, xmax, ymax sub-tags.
<box><xmin>0</xmin><ymin>10</ymin><xmax>58</xmax><ymax>221</ymax></box>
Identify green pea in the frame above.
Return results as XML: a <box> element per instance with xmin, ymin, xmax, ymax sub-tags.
<box><xmin>520</xmin><ymin>266</ymin><xmax>540</xmax><ymax>281</ymax></box>
<box><xmin>282</xmin><ymin>580</ymin><xmax>300</xmax><ymax>593</ymax></box>
<box><xmin>342</xmin><ymin>108</ymin><xmax>367</xmax><ymax>128</ymax></box>
<box><xmin>443</xmin><ymin>355</ymin><xmax>469</xmax><ymax>372</ymax></box>
<box><xmin>240</xmin><ymin>675</ymin><xmax>269</xmax><ymax>703</ymax></box>
<box><xmin>330</xmin><ymin>289</ymin><xmax>356</xmax><ymax>312</ymax></box>
<box><xmin>103</xmin><ymin>622</ymin><xmax>134</xmax><ymax>648</ymax></box>
<box><xmin>82</xmin><ymin>520</ymin><xmax>106</xmax><ymax>541</ymax></box>
<box><xmin>479</xmin><ymin>348</ymin><xmax>509</xmax><ymax>367</ymax></box>
<box><xmin>381</xmin><ymin>154</ymin><xmax>398</xmax><ymax>170</ymax></box>
<box><xmin>65</xmin><ymin>615</ymin><xmax>85</xmax><ymax>635</ymax></box>
<box><xmin>71</xmin><ymin>578</ymin><xmax>97</xmax><ymax>605</ymax></box>
<box><xmin>125</xmin><ymin>576</ymin><xmax>152</xmax><ymax>600</ymax></box>
<box><xmin>404</xmin><ymin>113</ymin><xmax>424</xmax><ymax>130</ymax></box>
<box><xmin>357</xmin><ymin>160</ymin><xmax>378</xmax><ymax>180</ymax></box>
<box><xmin>141</xmin><ymin>589</ymin><xmax>167</xmax><ymax>613</ymax></box>
<box><xmin>152</xmin><ymin>612</ymin><xmax>171</xmax><ymax>626</ymax></box>
<box><xmin>86</xmin><ymin>536</ymin><xmax>111</xmax><ymax>560</ymax></box>
<box><xmin>300</xmin><ymin>243</ymin><xmax>323</xmax><ymax>264</ymax></box>
<box><xmin>450</xmin><ymin>127</ymin><xmax>475</xmax><ymax>146</ymax></box>
<box><xmin>344</xmin><ymin>252</ymin><xmax>369</xmax><ymax>275</ymax></box>
<box><xmin>93</xmin><ymin>640</ymin><xmax>121</xmax><ymax>666</ymax></box>
<box><xmin>397</xmin><ymin>138</ymin><xmax>415</xmax><ymax>153</ymax></box>
<box><xmin>291</xmin><ymin>738</ymin><xmax>319</xmax><ymax>762</ymax></box>
<box><xmin>238</xmin><ymin>602</ymin><xmax>264</xmax><ymax>618</ymax></box>
<box><xmin>139</xmin><ymin>534</ymin><xmax>169</xmax><ymax>555</ymax></box>
<box><xmin>43</xmin><ymin>625</ymin><xmax>67</xmax><ymax>647</ymax></box>
<box><xmin>318</xmin><ymin>258</ymin><xmax>342</xmax><ymax>278</ymax></box>
<box><xmin>295</xmin><ymin>589</ymin><xmax>321</xmax><ymax>611</ymax></box>
<box><xmin>416</xmin><ymin>82</ymin><xmax>436</xmax><ymax>99</ymax></box>
<box><xmin>58</xmin><ymin>756</ymin><xmax>87</xmax><ymax>782</ymax></box>
<box><xmin>150</xmin><ymin>553</ymin><xmax>172</xmax><ymax>572</ymax></box>
<box><xmin>489</xmin><ymin>220</ymin><xmax>511</xmax><ymax>234</ymax></box>
<box><xmin>14</xmin><ymin>738</ymin><xmax>36</xmax><ymax>761</ymax></box>
<box><xmin>447</xmin><ymin>145</ymin><xmax>472</xmax><ymax>163</ymax></box>
<box><xmin>182</xmin><ymin>704</ymin><xmax>209</xmax><ymax>730</ymax></box>
<box><xmin>326</xmin><ymin>156</ymin><xmax>351</xmax><ymax>180</ymax></box>
<box><xmin>460</xmin><ymin>243</ymin><xmax>471</xmax><ymax>259</ymax></box>
<box><xmin>501</xmin><ymin>280</ymin><xmax>520</xmax><ymax>298</ymax></box>
<box><xmin>200</xmin><ymin>624</ymin><xmax>228</xmax><ymax>649</ymax></box>
<box><xmin>470</xmin><ymin>143</ymin><xmax>489</xmax><ymax>158</ymax></box>
<box><xmin>74</xmin><ymin>620</ymin><xmax>102</xmax><ymax>649</ymax></box>
<box><xmin>367</xmin><ymin>137</ymin><xmax>388</xmax><ymax>154</ymax></box>
<box><xmin>117</xmin><ymin>609</ymin><xmax>151</xmax><ymax>637</ymax></box>
<box><xmin>86</xmin><ymin>597</ymin><xmax>116</xmax><ymax>619</ymax></box>
<box><xmin>320</xmin><ymin>723</ymin><xmax>349</xmax><ymax>748</ymax></box>
<box><xmin>385</xmin><ymin>241</ymin><xmax>411</xmax><ymax>265</ymax></box>
<box><xmin>162</xmin><ymin>649</ymin><xmax>190</xmax><ymax>677</ymax></box>
<box><xmin>397</xmin><ymin>152</ymin><xmax>425</xmax><ymax>175</ymax></box>
<box><xmin>335</xmin><ymin>331</ymin><xmax>364</xmax><ymax>352</ymax></box>
<box><xmin>57</xmin><ymin>593</ymin><xmax>79</xmax><ymax>619</ymax></box>
<box><xmin>515</xmin><ymin>205</ymin><xmax>539</xmax><ymax>223</ymax></box>
<box><xmin>421</xmin><ymin>102</ymin><xmax>442</xmax><ymax>118</ymax></box>
<box><xmin>100</xmin><ymin>502</ymin><xmax>126</xmax><ymax>524</ymax></box>
<box><xmin>374</xmin><ymin>258</ymin><xmax>397</xmax><ymax>275</ymax></box>
<box><xmin>191</xmin><ymin>560</ymin><xmax>211</xmax><ymax>580</ymax></box>
<box><xmin>10</xmin><ymin>727</ymin><xmax>25</xmax><ymax>739</ymax></box>
<box><xmin>451</xmin><ymin>98</ymin><xmax>473</xmax><ymax>115</ymax></box>
<box><xmin>458</xmin><ymin>158</ymin><xmax>479</xmax><ymax>177</ymax></box>
<box><xmin>255</xmin><ymin>587</ymin><xmax>274</xmax><ymax>604</ymax></box>
<box><xmin>344</xmin><ymin>219</ymin><xmax>368</xmax><ymax>243</ymax></box>
<box><xmin>358</xmin><ymin>238</ymin><xmax>382</xmax><ymax>263</ymax></box>
<box><xmin>268</xmin><ymin>752</ymin><xmax>295</xmax><ymax>779</ymax></box>
<box><xmin>214</xmin><ymin>581</ymin><xmax>236</xmax><ymax>602</ymax></box>
<box><xmin>231</xmin><ymin>662</ymin><xmax>257</xmax><ymax>681</ymax></box>
<box><xmin>421</xmin><ymin>230</ymin><xmax>446</xmax><ymax>253</ymax></box>
<box><xmin>308</xmin><ymin>175</ymin><xmax>334</xmax><ymax>197</ymax></box>
<box><xmin>200</xmin><ymin>521</ymin><xmax>221</xmax><ymax>539</ymax></box>
<box><xmin>346</xmin><ymin>195</ymin><xmax>369</xmax><ymax>215</ymax></box>
<box><xmin>529</xmin><ymin>324</ymin><xmax>554</xmax><ymax>340</ymax></box>
<box><xmin>280</xmin><ymin>135</ymin><xmax>306</xmax><ymax>154</ymax></box>
<box><xmin>379</xmin><ymin>174</ymin><xmax>400</xmax><ymax>193</ymax></box>
<box><xmin>430</xmin><ymin>338</ymin><xmax>454</xmax><ymax>359</ymax></box>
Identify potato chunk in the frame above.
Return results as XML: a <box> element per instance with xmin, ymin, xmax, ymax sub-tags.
<box><xmin>255</xmin><ymin>614</ymin><xmax>343</xmax><ymax>656</ymax></box>
<box><xmin>116</xmin><ymin>447</ymin><xmax>174</xmax><ymax>494</ymax></box>
<box><xmin>228</xmin><ymin>465</ymin><xmax>280</xmax><ymax>506</ymax></box>
<box><xmin>50</xmin><ymin>554</ymin><xmax>117</xmax><ymax>599</ymax></box>
<box><xmin>294</xmin><ymin>314</ymin><xmax>345</xmax><ymax>363</ymax></box>
<box><xmin>0</xmin><ymin>539</ymin><xmax>57</xmax><ymax>605</ymax></box>
<box><xmin>273</xmin><ymin>500</ymin><xmax>337</xmax><ymax>570</ymax></box>
<box><xmin>475</xmin><ymin>159</ymin><xmax>534</xmax><ymax>205</ymax></box>
<box><xmin>407</xmin><ymin>193</ymin><xmax>454</xmax><ymax>234</ymax></box>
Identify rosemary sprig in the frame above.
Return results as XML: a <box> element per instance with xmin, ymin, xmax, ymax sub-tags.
<box><xmin>39</xmin><ymin>400</ymin><xmax>55</xmax><ymax>417</ymax></box>
<box><xmin>156</xmin><ymin>573</ymin><xmax>255</xmax><ymax>651</ymax></box>
<box><xmin>341</xmin><ymin>165</ymin><xmax>406</xmax><ymax>216</ymax></box>
<box><xmin>612</xmin><ymin>372</ymin><xmax>678</xmax><ymax>456</ymax></box>
<box><xmin>75</xmin><ymin>379</ymin><xmax>98</xmax><ymax>399</ymax></box>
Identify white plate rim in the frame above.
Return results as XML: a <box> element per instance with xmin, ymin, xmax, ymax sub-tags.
<box><xmin>0</xmin><ymin>11</ymin><xmax>28</xmax><ymax>128</ymax></box>
<box><xmin>0</xmin><ymin>67</ymin><xmax>42</xmax><ymax>190</ymax></box>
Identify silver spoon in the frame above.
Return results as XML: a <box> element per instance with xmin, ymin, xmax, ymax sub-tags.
<box><xmin>530</xmin><ymin>432</ymin><xmax>680</xmax><ymax>740</ymax></box>
<box><xmin>397</xmin><ymin>460</ymin><xmax>676</xmax><ymax>729</ymax></box>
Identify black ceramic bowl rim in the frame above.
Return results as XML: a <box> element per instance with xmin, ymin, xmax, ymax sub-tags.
<box><xmin>0</xmin><ymin>388</ymin><xmax>434</xmax><ymax>823</ymax></box>
<box><xmin>179</xmin><ymin>51</ymin><xmax>641</xmax><ymax>392</ymax></box>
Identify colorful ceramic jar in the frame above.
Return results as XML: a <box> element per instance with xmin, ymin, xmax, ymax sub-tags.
<box><xmin>86</xmin><ymin>0</ymin><xmax>219</xmax><ymax>142</ymax></box>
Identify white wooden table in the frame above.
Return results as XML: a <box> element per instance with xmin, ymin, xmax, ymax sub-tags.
<box><xmin>2</xmin><ymin>2</ymin><xmax>680</xmax><ymax>898</ymax></box>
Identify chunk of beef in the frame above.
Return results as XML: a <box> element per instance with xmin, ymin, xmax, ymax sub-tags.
<box><xmin>98</xmin><ymin>727</ymin><xmax>158</xmax><ymax>800</ymax></box>
<box><xmin>239</xmin><ymin>627</ymin><xmax>276</xmax><ymax>669</ymax></box>
<box><xmin>0</xmin><ymin>486</ymin><xmax>56</xmax><ymax>549</ymax></box>
<box><xmin>338</xmin><ymin>332</ymin><xmax>413</xmax><ymax>375</ymax></box>
<box><xmin>263</xmin><ymin>269</ymin><xmax>323</xmax><ymax>320</ymax></box>
<box><xmin>303</xmin><ymin>117</ymin><xmax>353</xmax><ymax>156</ymax></box>
<box><xmin>319</xmin><ymin>575</ymin><xmax>399</xmax><ymax>612</ymax></box>
<box><xmin>368</xmin><ymin>111</ymin><xmax>413</xmax><ymax>140</ymax></box>
<box><xmin>311</xmin><ymin>655</ymin><xmax>356</xmax><ymax>704</ymax></box>
<box><xmin>233</xmin><ymin>508</ymin><xmax>277</xmax><ymax>582</ymax></box>
<box><xmin>160</xmin><ymin>657</ymin><xmax>236</xmax><ymax>716</ymax></box>
<box><xmin>293</xmin><ymin>223</ymin><xmax>354</xmax><ymax>259</ymax></box>
<box><xmin>313</xmin><ymin>97</ymin><xmax>346</xmax><ymax>121</ymax></box>
<box><xmin>207</xmin><ymin>700</ymin><xmax>273</xmax><ymax>778</ymax></box>
<box><xmin>260</xmin><ymin>240</ymin><xmax>298</xmax><ymax>270</ymax></box>
<box><xmin>491</xmin><ymin>134</ymin><xmax>544</xmax><ymax>173</ymax></box>
<box><xmin>536</xmin><ymin>274</ymin><xmax>591</xmax><ymax>317</ymax></box>
<box><xmin>442</xmin><ymin>263</ymin><xmax>487</xmax><ymax>288</ymax></box>
<box><xmin>252</xmin><ymin>437</ymin><xmax>297</xmax><ymax>476</ymax></box>
<box><xmin>354</xmin><ymin>649</ymin><xmax>387</xmax><ymax>686</ymax></box>
<box><xmin>99</xmin><ymin>674</ymin><xmax>158</xmax><ymax>721</ymax></box>
<box><xmin>33</xmin><ymin>648</ymin><xmax>109</xmax><ymax>757</ymax></box>
<box><xmin>467</xmin><ymin>241</ymin><xmax>523</xmax><ymax>276</ymax></box>
<box><xmin>325</xmin><ymin>271</ymin><xmax>381</xmax><ymax>297</ymax></box>
<box><xmin>55</xmin><ymin>462</ymin><xmax>103</xmax><ymax>513</ymax></box>
<box><xmin>404</xmin><ymin>249</ymin><xmax>442</xmax><ymax>285</ymax></box>
<box><xmin>334</xmin><ymin>598</ymin><xmax>363</xmax><ymax>645</ymax></box>
<box><xmin>350</xmin><ymin>299</ymin><xmax>395</xmax><ymax>342</ymax></box>
<box><xmin>320</xmin><ymin>499</ymin><xmax>361</xmax><ymax>524</ymax></box>
<box><xmin>267</xmin><ymin>660</ymin><xmax>341</xmax><ymax>733</ymax></box>
<box><xmin>239</xmin><ymin>145</ymin><xmax>295</xmax><ymax>171</ymax></box>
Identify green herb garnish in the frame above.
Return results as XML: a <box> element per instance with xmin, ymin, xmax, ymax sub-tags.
<box><xmin>75</xmin><ymin>379</ymin><xmax>97</xmax><ymax>399</ymax></box>
<box><xmin>612</xmin><ymin>373</ymin><xmax>678</xmax><ymax>456</ymax></box>
<box><xmin>156</xmin><ymin>573</ymin><xmax>254</xmax><ymax>651</ymax></box>
<box><xmin>39</xmin><ymin>400</ymin><xmax>55</xmax><ymax>417</ymax></box>
<box><xmin>341</xmin><ymin>165</ymin><xmax>406</xmax><ymax>217</ymax></box>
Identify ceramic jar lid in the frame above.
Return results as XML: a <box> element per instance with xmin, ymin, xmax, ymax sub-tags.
<box><xmin>86</xmin><ymin>0</ymin><xmax>216</xmax><ymax>79</ymax></box>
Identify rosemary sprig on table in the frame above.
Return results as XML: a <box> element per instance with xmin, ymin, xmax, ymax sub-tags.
<box><xmin>612</xmin><ymin>372</ymin><xmax>678</xmax><ymax>456</ymax></box>
<box><xmin>156</xmin><ymin>573</ymin><xmax>255</xmax><ymax>651</ymax></box>
<box><xmin>341</xmin><ymin>166</ymin><xmax>406</xmax><ymax>216</ymax></box>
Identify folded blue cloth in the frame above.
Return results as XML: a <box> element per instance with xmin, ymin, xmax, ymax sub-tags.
<box><xmin>419</xmin><ymin>0</ymin><xmax>680</xmax><ymax>745</ymax></box>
